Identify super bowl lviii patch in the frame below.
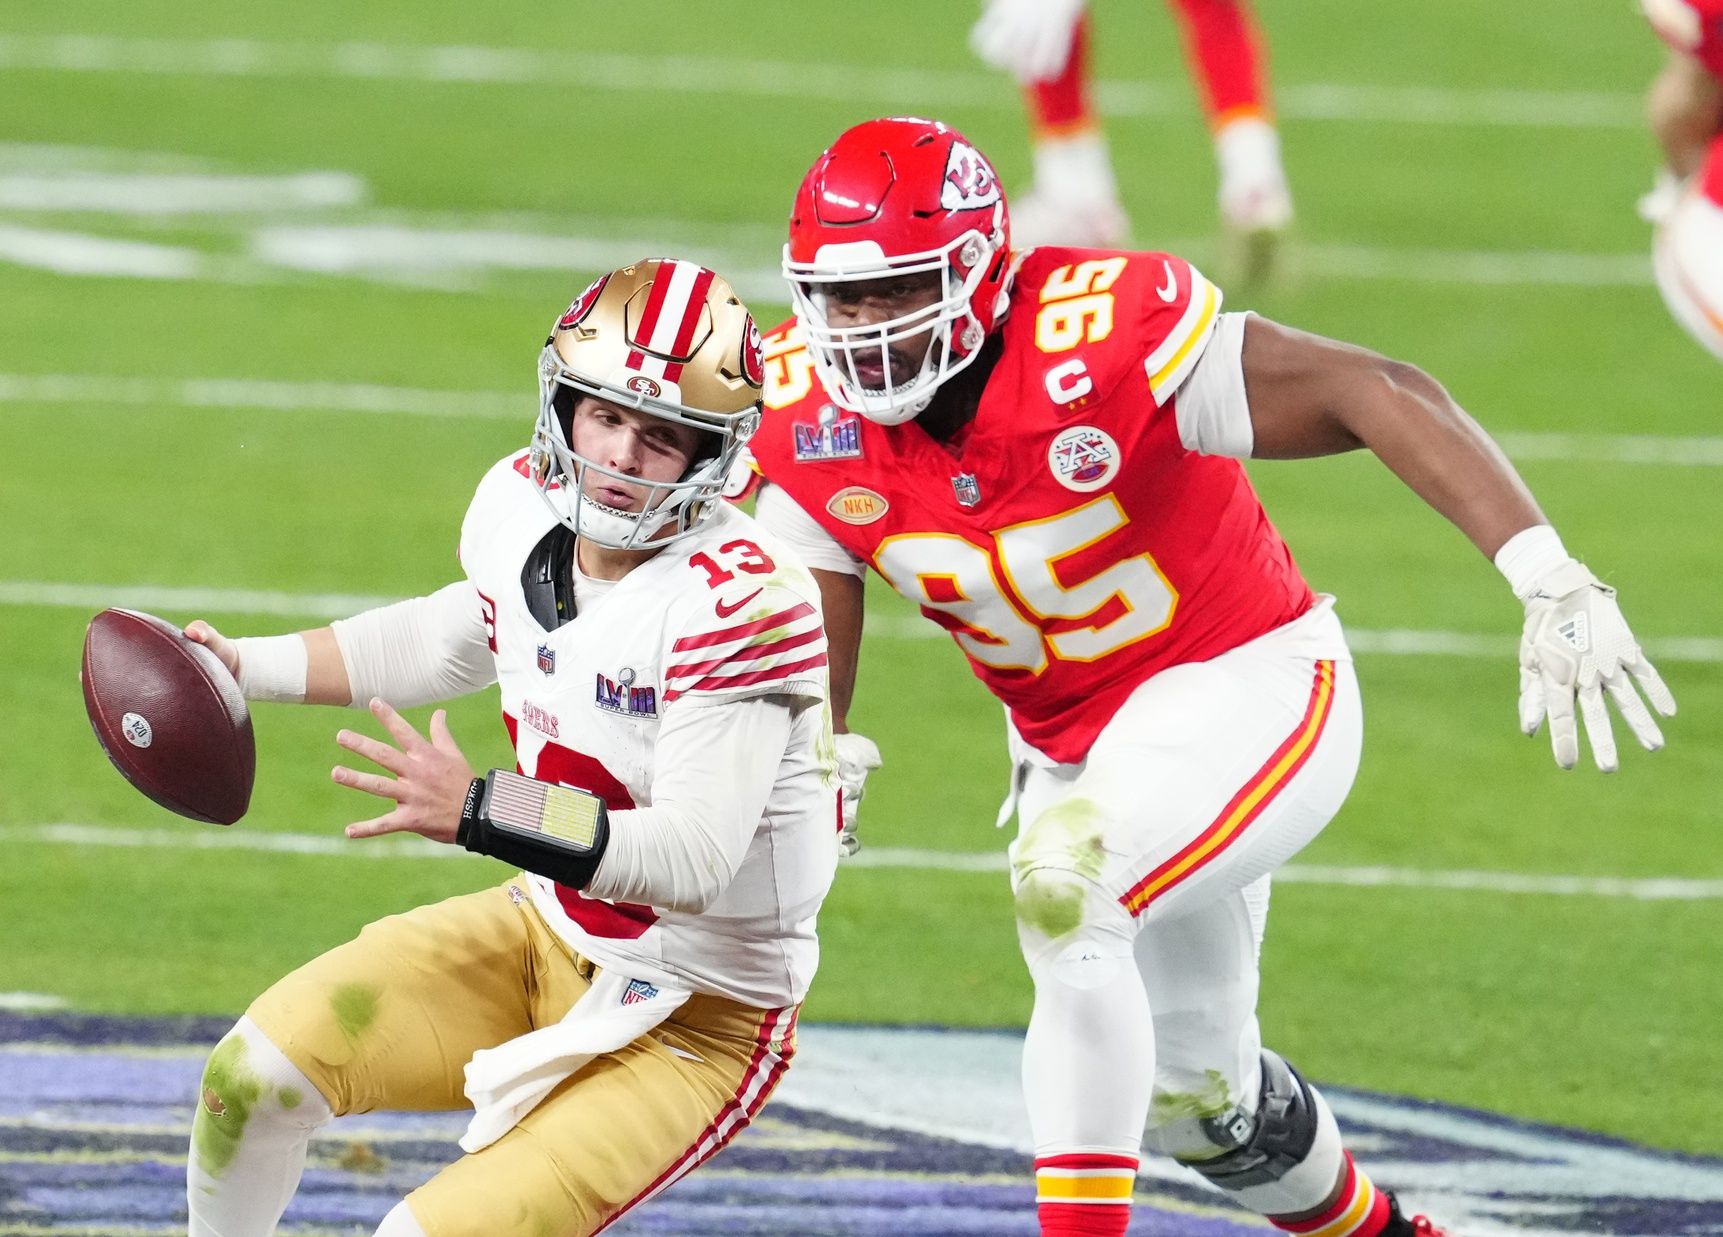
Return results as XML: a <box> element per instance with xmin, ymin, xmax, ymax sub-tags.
<box><xmin>793</xmin><ymin>405</ymin><xmax>863</xmax><ymax>462</ymax></box>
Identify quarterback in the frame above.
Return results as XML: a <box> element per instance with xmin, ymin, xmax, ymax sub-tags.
<box><xmin>745</xmin><ymin>118</ymin><xmax>1676</xmax><ymax>1237</ymax></box>
<box><xmin>1641</xmin><ymin>0</ymin><xmax>1723</xmax><ymax>361</ymax></box>
<box><xmin>181</xmin><ymin>260</ymin><xmax>838</xmax><ymax>1236</ymax></box>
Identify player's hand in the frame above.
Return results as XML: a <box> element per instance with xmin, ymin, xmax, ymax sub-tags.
<box><xmin>1637</xmin><ymin>167</ymin><xmax>1685</xmax><ymax>226</ymax></box>
<box><xmin>970</xmin><ymin>0</ymin><xmax>1087</xmax><ymax>83</ymax></box>
<box><xmin>834</xmin><ymin>731</ymin><xmax>883</xmax><ymax>858</ymax></box>
<box><xmin>184</xmin><ymin>620</ymin><xmax>241</xmax><ymax>679</ymax></box>
<box><xmin>1516</xmin><ymin>561</ymin><xmax>1676</xmax><ymax>771</ymax></box>
<box><xmin>333</xmin><ymin>698</ymin><xmax>476</xmax><ymax>843</ymax></box>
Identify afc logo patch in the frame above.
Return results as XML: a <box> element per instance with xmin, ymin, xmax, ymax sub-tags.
<box><xmin>793</xmin><ymin>405</ymin><xmax>863</xmax><ymax>461</ymax></box>
<box><xmin>596</xmin><ymin>668</ymin><xmax>658</xmax><ymax>718</ymax></box>
<box><xmin>1048</xmin><ymin>425</ymin><xmax>1120</xmax><ymax>492</ymax></box>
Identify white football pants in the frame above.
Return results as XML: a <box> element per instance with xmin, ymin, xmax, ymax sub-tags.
<box><xmin>1654</xmin><ymin>183</ymin><xmax>1723</xmax><ymax>364</ymax></box>
<box><xmin>1007</xmin><ymin>598</ymin><xmax>1362</xmax><ymax>1169</ymax></box>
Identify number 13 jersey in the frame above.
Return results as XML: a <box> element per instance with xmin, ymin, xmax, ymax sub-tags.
<box><xmin>750</xmin><ymin>248</ymin><xmax>1316</xmax><ymax>765</ymax></box>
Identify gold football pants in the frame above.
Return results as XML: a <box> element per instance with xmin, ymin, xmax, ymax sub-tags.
<box><xmin>247</xmin><ymin>879</ymin><xmax>797</xmax><ymax>1236</ymax></box>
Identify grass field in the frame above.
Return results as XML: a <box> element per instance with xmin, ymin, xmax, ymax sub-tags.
<box><xmin>2</xmin><ymin>0</ymin><xmax>1719</xmax><ymax>1170</ymax></box>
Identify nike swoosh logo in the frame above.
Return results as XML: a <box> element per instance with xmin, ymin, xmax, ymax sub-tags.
<box><xmin>715</xmin><ymin>589</ymin><xmax>763</xmax><ymax>619</ymax></box>
<box><xmin>1156</xmin><ymin>261</ymin><xmax>1178</xmax><ymax>303</ymax></box>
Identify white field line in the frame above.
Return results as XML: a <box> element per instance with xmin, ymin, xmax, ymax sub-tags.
<box><xmin>2</xmin><ymin>374</ymin><xmax>1719</xmax><ymax>471</ymax></box>
<box><xmin>3</xmin><ymin>579</ymin><xmax>1721</xmax><ymax>663</ymax></box>
<box><xmin>0</xmin><ymin>169</ymin><xmax>364</xmax><ymax>215</ymax></box>
<box><xmin>10</xmin><ymin>824</ymin><xmax>1722</xmax><ymax>901</ymax></box>
<box><xmin>0</xmin><ymin>224</ymin><xmax>201</xmax><ymax>279</ymax></box>
<box><xmin>0</xmin><ymin>992</ymin><xmax>69</xmax><ymax>1012</ymax></box>
<box><xmin>0</xmin><ymin>35</ymin><xmax>1644</xmax><ymax>130</ymax></box>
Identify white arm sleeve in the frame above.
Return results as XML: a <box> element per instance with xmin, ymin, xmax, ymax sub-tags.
<box><xmin>754</xmin><ymin>481</ymin><xmax>867</xmax><ymax>578</ymax></box>
<box><xmin>585</xmin><ymin>693</ymin><xmax>795</xmax><ymax>914</ymax></box>
<box><xmin>1173</xmin><ymin>310</ymin><xmax>1255</xmax><ymax>459</ymax></box>
<box><xmin>330</xmin><ymin>580</ymin><xmax>497</xmax><ymax>709</ymax></box>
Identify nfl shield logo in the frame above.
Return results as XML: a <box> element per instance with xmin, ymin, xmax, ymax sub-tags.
<box><xmin>952</xmin><ymin>472</ymin><xmax>982</xmax><ymax>508</ymax></box>
<box><xmin>621</xmin><ymin>978</ymin><xmax>659</xmax><ymax>1006</ymax></box>
<box><xmin>536</xmin><ymin>643</ymin><xmax>556</xmax><ymax>675</ymax></box>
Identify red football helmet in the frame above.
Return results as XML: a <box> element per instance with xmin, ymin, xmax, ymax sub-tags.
<box><xmin>783</xmin><ymin>116</ymin><xmax>1014</xmax><ymax>425</ymax></box>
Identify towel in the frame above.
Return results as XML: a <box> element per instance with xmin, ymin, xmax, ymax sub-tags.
<box><xmin>460</xmin><ymin>967</ymin><xmax>692</xmax><ymax>1152</ymax></box>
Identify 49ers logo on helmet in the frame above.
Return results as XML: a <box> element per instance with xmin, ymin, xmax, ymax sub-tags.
<box><xmin>556</xmin><ymin>273</ymin><xmax>611</xmax><ymax>330</ymax></box>
<box><xmin>941</xmin><ymin>141</ymin><xmax>1000</xmax><ymax>211</ymax></box>
<box><xmin>741</xmin><ymin>315</ymin><xmax>765</xmax><ymax>387</ymax></box>
<box><xmin>624</xmin><ymin>374</ymin><xmax>663</xmax><ymax>398</ymax></box>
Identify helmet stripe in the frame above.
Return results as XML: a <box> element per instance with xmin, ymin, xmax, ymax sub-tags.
<box><xmin>626</xmin><ymin>258</ymin><xmax>682</xmax><ymax>371</ymax></box>
<box><xmin>661</xmin><ymin>266</ymin><xmax>716</xmax><ymax>383</ymax></box>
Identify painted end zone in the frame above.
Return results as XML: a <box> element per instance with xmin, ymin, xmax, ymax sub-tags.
<box><xmin>2</xmin><ymin>1015</ymin><xmax>1720</xmax><ymax>1236</ymax></box>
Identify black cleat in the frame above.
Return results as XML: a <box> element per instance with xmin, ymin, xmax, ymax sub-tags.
<box><xmin>1381</xmin><ymin>1191</ymin><xmax>1450</xmax><ymax>1236</ymax></box>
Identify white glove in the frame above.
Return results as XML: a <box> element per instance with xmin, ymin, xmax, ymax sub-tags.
<box><xmin>1517</xmin><ymin>560</ymin><xmax>1676</xmax><ymax>771</ymax></box>
<box><xmin>970</xmin><ymin>0</ymin><xmax>1087</xmax><ymax>84</ymax></box>
<box><xmin>834</xmin><ymin>731</ymin><xmax>883</xmax><ymax>858</ymax></box>
<box><xmin>1637</xmin><ymin>167</ymin><xmax>1686</xmax><ymax>226</ymax></box>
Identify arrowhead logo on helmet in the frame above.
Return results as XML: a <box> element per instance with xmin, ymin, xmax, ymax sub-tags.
<box><xmin>941</xmin><ymin>142</ymin><xmax>1001</xmax><ymax>211</ymax></box>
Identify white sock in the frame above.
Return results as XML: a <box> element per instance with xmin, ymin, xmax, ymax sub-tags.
<box><xmin>1214</xmin><ymin>116</ymin><xmax>1284</xmax><ymax>188</ymax></box>
<box><xmin>1031</xmin><ymin>132</ymin><xmax>1123</xmax><ymax>205</ymax></box>
<box><xmin>187</xmin><ymin>1016</ymin><xmax>335</xmax><ymax>1237</ymax></box>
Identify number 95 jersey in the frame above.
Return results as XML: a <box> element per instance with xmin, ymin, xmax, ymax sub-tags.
<box><xmin>751</xmin><ymin>248</ymin><xmax>1316</xmax><ymax>766</ymax></box>
<box><xmin>460</xmin><ymin>452</ymin><xmax>838</xmax><ymax>1008</ymax></box>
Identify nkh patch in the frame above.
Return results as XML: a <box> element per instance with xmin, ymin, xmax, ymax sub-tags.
<box><xmin>595</xmin><ymin>669</ymin><xmax>657</xmax><ymax>718</ymax></box>
<box><xmin>826</xmin><ymin>486</ymin><xmax>890</xmax><ymax>525</ymax></box>
<box><xmin>793</xmin><ymin>405</ymin><xmax>863</xmax><ymax>461</ymax></box>
<box><xmin>621</xmin><ymin>978</ymin><xmax>660</xmax><ymax>1005</ymax></box>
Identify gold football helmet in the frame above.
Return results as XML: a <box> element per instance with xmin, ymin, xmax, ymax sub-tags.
<box><xmin>530</xmin><ymin>259</ymin><xmax>765</xmax><ymax>549</ymax></box>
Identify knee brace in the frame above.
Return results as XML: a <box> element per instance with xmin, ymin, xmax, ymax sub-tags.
<box><xmin>1164</xmin><ymin>1050</ymin><xmax>1343</xmax><ymax>1215</ymax></box>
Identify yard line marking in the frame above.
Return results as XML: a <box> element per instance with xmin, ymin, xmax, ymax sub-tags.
<box><xmin>3</xmin><ymin>376</ymin><xmax>1719</xmax><ymax>468</ymax></box>
<box><xmin>0</xmin><ymin>223</ymin><xmax>202</xmax><ymax>278</ymax></box>
<box><xmin>3</xmin><ymin>579</ymin><xmax>1721</xmax><ymax>662</ymax></box>
<box><xmin>10</xmin><ymin>825</ymin><xmax>1721</xmax><ymax>901</ymax></box>
<box><xmin>0</xmin><ymin>35</ymin><xmax>1644</xmax><ymax>130</ymax></box>
<box><xmin>0</xmin><ymin>993</ymin><xmax>69</xmax><ymax>1012</ymax></box>
<box><xmin>0</xmin><ymin>169</ymin><xmax>364</xmax><ymax>215</ymax></box>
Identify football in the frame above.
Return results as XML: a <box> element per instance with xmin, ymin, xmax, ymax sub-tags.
<box><xmin>80</xmin><ymin>609</ymin><xmax>256</xmax><ymax>825</ymax></box>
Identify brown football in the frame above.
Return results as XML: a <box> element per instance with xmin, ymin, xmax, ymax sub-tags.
<box><xmin>80</xmin><ymin>608</ymin><xmax>255</xmax><ymax>825</ymax></box>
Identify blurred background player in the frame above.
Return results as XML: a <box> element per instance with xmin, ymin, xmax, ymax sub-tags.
<box><xmin>1640</xmin><ymin>0</ymin><xmax>1723</xmax><ymax>363</ymax></box>
<box><xmin>750</xmin><ymin>115</ymin><xmax>1676</xmax><ymax>1237</ymax></box>
<box><xmin>971</xmin><ymin>0</ymin><xmax>1292</xmax><ymax>278</ymax></box>
<box><xmin>178</xmin><ymin>260</ymin><xmax>839</xmax><ymax>1237</ymax></box>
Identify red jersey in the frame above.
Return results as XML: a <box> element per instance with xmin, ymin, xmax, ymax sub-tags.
<box><xmin>750</xmin><ymin>247</ymin><xmax>1315</xmax><ymax>765</ymax></box>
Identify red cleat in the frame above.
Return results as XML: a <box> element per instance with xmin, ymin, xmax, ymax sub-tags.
<box><xmin>1382</xmin><ymin>1192</ymin><xmax>1450</xmax><ymax>1237</ymax></box>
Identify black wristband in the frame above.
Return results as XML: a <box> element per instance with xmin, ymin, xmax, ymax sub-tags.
<box><xmin>457</xmin><ymin>769</ymin><xmax>611</xmax><ymax>889</ymax></box>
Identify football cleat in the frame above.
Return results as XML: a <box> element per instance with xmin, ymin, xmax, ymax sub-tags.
<box><xmin>1381</xmin><ymin>1191</ymin><xmax>1450</xmax><ymax>1237</ymax></box>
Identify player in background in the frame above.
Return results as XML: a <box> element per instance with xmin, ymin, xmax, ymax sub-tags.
<box><xmin>745</xmin><ymin>117</ymin><xmax>1675</xmax><ymax>1237</ymax></box>
<box><xmin>971</xmin><ymin>0</ymin><xmax>1292</xmax><ymax>278</ymax></box>
<box><xmin>178</xmin><ymin>260</ymin><xmax>839</xmax><ymax>1237</ymax></box>
<box><xmin>1640</xmin><ymin>0</ymin><xmax>1723</xmax><ymax>362</ymax></box>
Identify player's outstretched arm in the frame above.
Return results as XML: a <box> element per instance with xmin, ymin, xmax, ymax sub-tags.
<box><xmin>185</xmin><ymin>622</ymin><xmax>353</xmax><ymax>705</ymax></box>
<box><xmin>1238</xmin><ymin>316</ymin><xmax>1676</xmax><ymax>771</ymax></box>
<box><xmin>184</xmin><ymin>580</ymin><xmax>496</xmax><ymax>711</ymax></box>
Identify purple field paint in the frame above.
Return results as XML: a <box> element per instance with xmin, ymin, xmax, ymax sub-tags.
<box><xmin>3</xmin><ymin>1014</ymin><xmax>1722</xmax><ymax>1235</ymax></box>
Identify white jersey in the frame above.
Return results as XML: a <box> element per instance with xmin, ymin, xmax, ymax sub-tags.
<box><xmin>459</xmin><ymin>452</ymin><xmax>839</xmax><ymax>1007</ymax></box>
